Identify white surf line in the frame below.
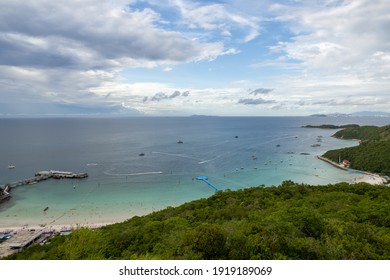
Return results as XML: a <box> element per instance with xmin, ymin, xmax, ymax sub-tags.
<box><xmin>198</xmin><ymin>155</ymin><xmax>222</xmax><ymax>164</ymax></box>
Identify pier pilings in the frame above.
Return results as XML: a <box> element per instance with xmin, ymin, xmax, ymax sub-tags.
<box><xmin>1</xmin><ymin>170</ymin><xmax>88</xmax><ymax>194</ymax></box>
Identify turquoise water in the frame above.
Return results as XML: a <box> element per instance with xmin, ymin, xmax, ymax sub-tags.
<box><xmin>1</xmin><ymin>116</ymin><xmax>389</xmax><ymax>228</ymax></box>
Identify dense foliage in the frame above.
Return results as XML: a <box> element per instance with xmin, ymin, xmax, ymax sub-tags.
<box><xmin>323</xmin><ymin>140</ymin><xmax>390</xmax><ymax>176</ymax></box>
<box><xmin>5</xmin><ymin>181</ymin><xmax>390</xmax><ymax>260</ymax></box>
<box><xmin>322</xmin><ymin>125</ymin><xmax>390</xmax><ymax>176</ymax></box>
<box><xmin>332</xmin><ymin>125</ymin><xmax>390</xmax><ymax>142</ymax></box>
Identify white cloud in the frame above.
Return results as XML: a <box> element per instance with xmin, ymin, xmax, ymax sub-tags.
<box><xmin>0</xmin><ymin>0</ymin><xmax>232</xmax><ymax>69</ymax></box>
<box><xmin>172</xmin><ymin>0</ymin><xmax>261</xmax><ymax>42</ymax></box>
<box><xmin>0</xmin><ymin>0</ymin><xmax>239</xmax><ymax>115</ymax></box>
<box><xmin>163</xmin><ymin>67</ymin><xmax>173</xmax><ymax>72</ymax></box>
<box><xmin>0</xmin><ymin>0</ymin><xmax>389</xmax><ymax>116</ymax></box>
<box><xmin>272</xmin><ymin>0</ymin><xmax>390</xmax><ymax>77</ymax></box>
<box><xmin>261</xmin><ymin>0</ymin><xmax>390</xmax><ymax>114</ymax></box>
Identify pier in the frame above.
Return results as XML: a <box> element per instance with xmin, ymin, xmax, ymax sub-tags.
<box><xmin>0</xmin><ymin>185</ymin><xmax>11</xmax><ymax>201</ymax></box>
<box><xmin>196</xmin><ymin>176</ymin><xmax>221</xmax><ymax>191</ymax></box>
<box><xmin>317</xmin><ymin>156</ymin><xmax>349</xmax><ymax>171</ymax></box>
<box><xmin>3</xmin><ymin>170</ymin><xmax>88</xmax><ymax>189</ymax></box>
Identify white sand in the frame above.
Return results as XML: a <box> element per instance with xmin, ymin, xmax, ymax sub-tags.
<box><xmin>0</xmin><ymin>222</ymin><xmax>115</xmax><ymax>235</ymax></box>
<box><xmin>354</xmin><ymin>173</ymin><xmax>387</xmax><ymax>185</ymax></box>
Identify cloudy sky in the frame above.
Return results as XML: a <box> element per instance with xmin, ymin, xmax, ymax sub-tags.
<box><xmin>0</xmin><ymin>0</ymin><xmax>389</xmax><ymax>116</ymax></box>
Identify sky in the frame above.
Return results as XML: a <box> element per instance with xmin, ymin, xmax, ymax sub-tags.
<box><xmin>0</xmin><ymin>0</ymin><xmax>389</xmax><ymax>116</ymax></box>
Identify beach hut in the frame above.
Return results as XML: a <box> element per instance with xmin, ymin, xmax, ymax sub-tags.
<box><xmin>342</xmin><ymin>159</ymin><xmax>350</xmax><ymax>167</ymax></box>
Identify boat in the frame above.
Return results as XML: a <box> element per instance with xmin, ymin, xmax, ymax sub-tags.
<box><xmin>177</xmin><ymin>140</ymin><xmax>183</xmax><ymax>144</ymax></box>
<box><xmin>60</xmin><ymin>226</ymin><xmax>72</xmax><ymax>234</ymax></box>
<box><xmin>311</xmin><ymin>144</ymin><xmax>321</xmax><ymax>147</ymax></box>
<box><xmin>139</xmin><ymin>153</ymin><xmax>145</xmax><ymax>156</ymax></box>
<box><xmin>8</xmin><ymin>165</ymin><xmax>15</xmax><ymax>169</ymax></box>
<box><xmin>43</xmin><ymin>207</ymin><xmax>49</xmax><ymax>212</ymax></box>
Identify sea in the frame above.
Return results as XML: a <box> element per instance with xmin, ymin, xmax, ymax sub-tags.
<box><xmin>1</xmin><ymin>116</ymin><xmax>389</xmax><ymax>228</ymax></box>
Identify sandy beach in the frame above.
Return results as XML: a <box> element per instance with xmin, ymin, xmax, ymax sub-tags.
<box><xmin>0</xmin><ymin>222</ymin><xmax>112</xmax><ymax>235</ymax></box>
<box><xmin>0</xmin><ymin>222</ymin><xmax>115</xmax><ymax>258</ymax></box>
<box><xmin>317</xmin><ymin>156</ymin><xmax>387</xmax><ymax>185</ymax></box>
<box><xmin>2</xmin><ymin>157</ymin><xmax>387</xmax><ymax>235</ymax></box>
<box><xmin>354</xmin><ymin>173</ymin><xmax>387</xmax><ymax>185</ymax></box>
<box><xmin>1</xmin><ymin>171</ymin><xmax>386</xmax><ymax>236</ymax></box>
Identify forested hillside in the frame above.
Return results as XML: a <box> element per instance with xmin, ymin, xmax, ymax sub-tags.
<box><xmin>322</xmin><ymin>125</ymin><xmax>390</xmax><ymax>176</ymax></box>
<box><xmin>5</xmin><ymin>181</ymin><xmax>390</xmax><ymax>260</ymax></box>
<box><xmin>323</xmin><ymin>140</ymin><xmax>390</xmax><ymax>175</ymax></box>
<box><xmin>332</xmin><ymin>125</ymin><xmax>390</xmax><ymax>141</ymax></box>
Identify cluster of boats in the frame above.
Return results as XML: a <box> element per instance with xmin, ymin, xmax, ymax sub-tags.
<box><xmin>311</xmin><ymin>135</ymin><xmax>323</xmax><ymax>147</ymax></box>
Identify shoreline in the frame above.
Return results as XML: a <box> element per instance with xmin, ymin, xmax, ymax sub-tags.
<box><xmin>1</xmin><ymin>158</ymin><xmax>387</xmax><ymax>258</ymax></box>
<box><xmin>0</xmin><ymin>211</ymin><xmax>139</xmax><ymax>236</ymax></box>
<box><xmin>0</xmin><ymin>222</ymin><xmax>112</xmax><ymax>234</ymax></box>
<box><xmin>2</xmin><ymin>157</ymin><xmax>386</xmax><ymax>234</ymax></box>
<box><xmin>0</xmin><ymin>222</ymin><xmax>115</xmax><ymax>258</ymax></box>
<box><xmin>317</xmin><ymin>156</ymin><xmax>387</xmax><ymax>185</ymax></box>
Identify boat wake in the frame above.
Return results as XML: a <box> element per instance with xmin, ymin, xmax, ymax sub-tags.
<box><xmin>198</xmin><ymin>155</ymin><xmax>221</xmax><ymax>164</ymax></box>
<box><xmin>104</xmin><ymin>169</ymin><xmax>163</xmax><ymax>176</ymax></box>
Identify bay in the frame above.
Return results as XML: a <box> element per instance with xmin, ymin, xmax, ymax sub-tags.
<box><xmin>0</xmin><ymin>116</ymin><xmax>389</xmax><ymax>228</ymax></box>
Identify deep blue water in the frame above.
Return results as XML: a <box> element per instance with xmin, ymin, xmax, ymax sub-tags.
<box><xmin>0</xmin><ymin>116</ymin><xmax>389</xmax><ymax>228</ymax></box>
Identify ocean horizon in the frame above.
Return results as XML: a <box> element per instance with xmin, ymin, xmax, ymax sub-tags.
<box><xmin>1</xmin><ymin>116</ymin><xmax>389</xmax><ymax>229</ymax></box>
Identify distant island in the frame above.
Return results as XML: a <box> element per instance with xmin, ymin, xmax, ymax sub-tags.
<box><xmin>302</xmin><ymin>124</ymin><xmax>360</xmax><ymax>129</ymax></box>
<box><xmin>310</xmin><ymin>111</ymin><xmax>390</xmax><ymax>117</ymax></box>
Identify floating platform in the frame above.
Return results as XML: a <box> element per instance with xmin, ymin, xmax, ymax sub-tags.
<box><xmin>196</xmin><ymin>176</ymin><xmax>221</xmax><ymax>191</ymax></box>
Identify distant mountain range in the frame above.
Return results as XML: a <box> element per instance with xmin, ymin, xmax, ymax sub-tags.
<box><xmin>310</xmin><ymin>111</ymin><xmax>390</xmax><ymax>117</ymax></box>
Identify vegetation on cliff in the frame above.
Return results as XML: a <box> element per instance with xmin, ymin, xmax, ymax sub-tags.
<box><xmin>332</xmin><ymin>125</ymin><xmax>390</xmax><ymax>142</ymax></box>
<box><xmin>4</xmin><ymin>181</ymin><xmax>390</xmax><ymax>260</ymax></box>
<box><xmin>322</xmin><ymin>125</ymin><xmax>390</xmax><ymax>176</ymax></box>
